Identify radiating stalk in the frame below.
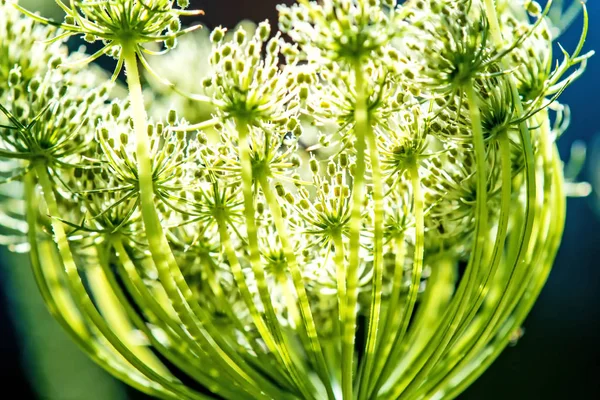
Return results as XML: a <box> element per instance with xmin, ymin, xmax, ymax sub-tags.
<box><xmin>410</xmin><ymin>131</ymin><xmax>513</xmax><ymax>398</ymax></box>
<box><xmin>366</xmin><ymin>235</ymin><xmax>405</xmax><ymax>397</ymax></box>
<box><xmin>358</xmin><ymin>110</ymin><xmax>386</xmax><ymax>398</ymax></box>
<box><xmin>95</xmin><ymin>239</ymin><xmax>238</xmax><ymax>399</ymax></box>
<box><xmin>34</xmin><ymin>163</ymin><xmax>183</xmax><ymax>400</ymax></box>
<box><xmin>88</xmin><ymin>249</ymin><xmax>172</xmax><ymax>376</ymax></box>
<box><xmin>449</xmin><ymin>130</ymin><xmax>512</xmax><ymax>338</ymax></box>
<box><xmin>259</xmin><ymin>174</ymin><xmax>335</xmax><ymax>400</ymax></box>
<box><xmin>120</xmin><ymin>44</ymin><xmax>276</xmax><ymax>398</ymax></box>
<box><xmin>234</xmin><ymin>120</ymin><xmax>317</xmax><ymax>399</ymax></box>
<box><xmin>215</xmin><ymin>210</ymin><xmax>306</xmax><ymax>398</ymax></box>
<box><xmin>23</xmin><ymin>172</ymin><xmax>145</xmax><ymax>397</ymax></box>
<box><xmin>370</xmin><ymin>162</ymin><xmax>425</xmax><ymax>397</ymax></box>
<box><xmin>332</xmin><ymin>229</ymin><xmax>348</xmax><ymax>352</ymax></box>
<box><xmin>343</xmin><ymin>61</ymin><xmax>369</xmax><ymax>400</ymax></box>
<box><xmin>383</xmin><ymin>81</ymin><xmax>489</xmax><ymax>399</ymax></box>
<box><xmin>442</xmin><ymin>143</ymin><xmax>564</xmax><ymax>399</ymax></box>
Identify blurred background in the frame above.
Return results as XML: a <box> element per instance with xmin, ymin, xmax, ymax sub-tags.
<box><xmin>0</xmin><ymin>0</ymin><xmax>598</xmax><ymax>399</ymax></box>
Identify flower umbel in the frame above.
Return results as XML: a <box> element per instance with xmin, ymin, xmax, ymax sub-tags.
<box><xmin>0</xmin><ymin>0</ymin><xmax>594</xmax><ymax>399</ymax></box>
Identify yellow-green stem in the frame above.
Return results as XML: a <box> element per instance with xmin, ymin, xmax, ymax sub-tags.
<box><xmin>110</xmin><ymin>239</ymin><xmax>243</xmax><ymax>399</ymax></box>
<box><xmin>412</xmin><ymin>130</ymin><xmax>513</xmax><ymax>398</ymax></box>
<box><xmin>358</xmin><ymin>113</ymin><xmax>386</xmax><ymax>398</ymax></box>
<box><xmin>385</xmin><ymin>81</ymin><xmax>489</xmax><ymax>399</ymax></box>
<box><xmin>258</xmin><ymin>175</ymin><xmax>335</xmax><ymax>400</ymax></box>
<box><xmin>366</xmin><ymin>235</ymin><xmax>406</xmax><ymax>397</ymax></box>
<box><xmin>371</xmin><ymin>162</ymin><xmax>424</xmax><ymax>397</ymax></box>
<box><xmin>34</xmin><ymin>163</ymin><xmax>181</xmax><ymax>399</ymax></box>
<box><xmin>122</xmin><ymin>44</ymin><xmax>273</xmax><ymax>398</ymax></box>
<box><xmin>332</xmin><ymin>230</ymin><xmax>348</xmax><ymax>387</ymax></box>
<box><xmin>443</xmin><ymin>143</ymin><xmax>564</xmax><ymax>399</ymax></box>
<box><xmin>235</xmin><ymin>120</ymin><xmax>316</xmax><ymax>399</ymax></box>
<box><xmin>345</xmin><ymin>62</ymin><xmax>369</xmax><ymax>400</ymax></box>
<box><xmin>215</xmin><ymin>210</ymin><xmax>304</xmax><ymax>397</ymax></box>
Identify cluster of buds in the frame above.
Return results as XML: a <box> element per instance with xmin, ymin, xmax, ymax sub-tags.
<box><xmin>0</xmin><ymin>1</ymin><xmax>593</xmax><ymax>399</ymax></box>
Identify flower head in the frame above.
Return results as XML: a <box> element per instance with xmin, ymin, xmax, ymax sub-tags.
<box><xmin>16</xmin><ymin>0</ymin><xmax>204</xmax><ymax>78</ymax></box>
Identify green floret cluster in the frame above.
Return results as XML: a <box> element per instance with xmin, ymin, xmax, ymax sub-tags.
<box><xmin>0</xmin><ymin>0</ymin><xmax>593</xmax><ymax>399</ymax></box>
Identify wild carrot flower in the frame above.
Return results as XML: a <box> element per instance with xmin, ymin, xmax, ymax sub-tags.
<box><xmin>0</xmin><ymin>0</ymin><xmax>594</xmax><ymax>399</ymax></box>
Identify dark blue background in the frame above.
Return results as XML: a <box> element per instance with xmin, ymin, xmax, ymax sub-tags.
<box><xmin>1</xmin><ymin>1</ymin><xmax>598</xmax><ymax>398</ymax></box>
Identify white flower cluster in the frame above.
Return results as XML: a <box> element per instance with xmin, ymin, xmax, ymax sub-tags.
<box><xmin>0</xmin><ymin>0</ymin><xmax>593</xmax><ymax>399</ymax></box>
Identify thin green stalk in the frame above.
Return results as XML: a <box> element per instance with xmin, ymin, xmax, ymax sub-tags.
<box><xmin>258</xmin><ymin>174</ymin><xmax>335</xmax><ymax>400</ymax></box>
<box><xmin>370</xmin><ymin>162</ymin><xmax>424</xmax><ymax>397</ymax></box>
<box><xmin>234</xmin><ymin>120</ymin><xmax>316</xmax><ymax>399</ymax></box>
<box><xmin>331</xmin><ymin>228</ymin><xmax>348</xmax><ymax>395</ymax></box>
<box><xmin>215</xmin><ymin>210</ymin><xmax>305</xmax><ymax>397</ymax></box>
<box><xmin>121</xmin><ymin>44</ymin><xmax>276</xmax><ymax>399</ymax></box>
<box><xmin>332</xmin><ymin>230</ymin><xmax>348</xmax><ymax>348</ymax></box>
<box><xmin>366</xmin><ymin>235</ymin><xmax>405</xmax><ymax>396</ymax></box>
<box><xmin>24</xmin><ymin>172</ymin><xmax>150</xmax><ymax>396</ymax></box>
<box><xmin>34</xmin><ymin>163</ymin><xmax>182</xmax><ymax>400</ymax></box>
<box><xmin>93</xmin><ymin>245</ymin><xmax>231</xmax><ymax>400</ymax></box>
<box><xmin>483</xmin><ymin>0</ymin><xmax>538</xmax><ymax>339</ymax></box>
<box><xmin>432</xmin><ymin>130</ymin><xmax>513</xmax><ymax>362</ymax></box>
<box><xmin>410</xmin><ymin>130</ymin><xmax>514</xmax><ymax>398</ymax></box>
<box><xmin>112</xmin><ymin>238</ymin><xmax>207</xmax><ymax>359</ymax></box>
<box><xmin>122</xmin><ymin>41</ymin><xmax>205</xmax><ymax>344</ymax></box>
<box><xmin>344</xmin><ymin>62</ymin><xmax>369</xmax><ymax>400</ymax></box>
<box><xmin>442</xmin><ymin>144</ymin><xmax>565</xmax><ymax>399</ymax></box>
<box><xmin>383</xmin><ymin>81</ymin><xmax>489</xmax><ymax>399</ymax></box>
<box><xmin>382</xmin><ymin>255</ymin><xmax>456</xmax><ymax>398</ymax></box>
<box><xmin>202</xmin><ymin>256</ymin><xmax>291</xmax><ymax>388</ymax></box>
<box><xmin>358</xmin><ymin>113</ymin><xmax>386</xmax><ymax>398</ymax></box>
<box><xmin>88</xmin><ymin>250</ymin><xmax>172</xmax><ymax>376</ymax></box>
<box><xmin>108</xmin><ymin>240</ymin><xmax>244</xmax><ymax>399</ymax></box>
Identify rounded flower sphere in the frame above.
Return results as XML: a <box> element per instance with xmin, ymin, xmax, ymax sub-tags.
<box><xmin>0</xmin><ymin>0</ymin><xmax>593</xmax><ymax>399</ymax></box>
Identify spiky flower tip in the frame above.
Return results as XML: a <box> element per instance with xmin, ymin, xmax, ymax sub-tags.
<box><xmin>0</xmin><ymin>0</ymin><xmax>594</xmax><ymax>399</ymax></box>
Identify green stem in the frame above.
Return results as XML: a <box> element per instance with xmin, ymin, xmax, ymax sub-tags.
<box><xmin>93</xmin><ymin>245</ymin><xmax>227</xmax><ymax>400</ymax></box>
<box><xmin>443</xmin><ymin>143</ymin><xmax>564</xmax><ymax>399</ymax></box>
<box><xmin>366</xmin><ymin>235</ymin><xmax>405</xmax><ymax>396</ymax></box>
<box><xmin>34</xmin><ymin>163</ymin><xmax>181</xmax><ymax>400</ymax></box>
<box><xmin>215</xmin><ymin>210</ymin><xmax>302</xmax><ymax>397</ymax></box>
<box><xmin>23</xmin><ymin>172</ymin><xmax>144</xmax><ymax>394</ymax></box>
<box><xmin>343</xmin><ymin>62</ymin><xmax>369</xmax><ymax>400</ymax></box>
<box><xmin>481</xmin><ymin>0</ymin><xmax>539</xmax><ymax>344</ymax></box>
<box><xmin>332</xmin><ymin>230</ymin><xmax>348</xmax><ymax>338</ymax></box>
<box><xmin>89</xmin><ymin>249</ymin><xmax>172</xmax><ymax>376</ymax></box>
<box><xmin>122</xmin><ymin>44</ymin><xmax>274</xmax><ymax>399</ymax></box>
<box><xmin>110</xmin><ymin>239</ymin><xmax>244</xmax><ymax>399</ymax></box>
<box><xmin>259</xmin><ymin>175</ymin><xmax>335</xmax><ymax>400</ymax></box>
<box><xmin>234</xmin><ymin>120</ymin><xmax>316</xmax><ymax>399</ymax></box>
<box><xmin>370</xmin><ymin>162</ymin><xmax>424</xmax><ymax>397</ymax></box>
<box><xmin>358</xmin><ymin>111</ymin><xmax>386</xmax><ymax>398</ymax></box>
<box><xmin>411</xmin><ymin>130</ymin><xmax>513</xmax><ymax>398</ymax></box>
<box><xmin>384</xmin><ymin>81</ymin><xmax>489</xmax><ymax>399</ymax></box>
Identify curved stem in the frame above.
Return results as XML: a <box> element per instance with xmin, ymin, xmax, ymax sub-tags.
<box><xmin>215</xmin><ymin>210</ymin><xmax>304</xmax><ymax>398</ymax></box>
<box><xmin>234</xmin><ymin>120</ymin><xmax>317</xmax><ymax>399</ymax></box>
<box><xmin>411</xmin><ymin>130</ymin><xmax>514</xmax><ymax>398</ymax></box>
<box><xmin>259</xmin><ymin>175</ymin><xmax>335</xmax><ymax>400</ymax></box>
<box><xmin>384</xmin><ymin>81</ymin><xmax>489</xmax><ymax>399</ymax></box>
<box><xmin>344</xmin><ymin>62</ymin><xmax>369</xmax><ymax>400</ymax></box>
<box><xmin>442</xmin><ymin>143</ymin><xmax>564</xmax><ymax>399</ymax></box>
<box><xmin>358</xmin><ymin>113</ymin><xmax>386</xmax><ymax>398</ymax></box>
<box><xmin>110</xmin><ymin>239</ymin><xmax>245</xmax><ymax>399</ymax></box>
<box><xmin>24</xmin><ymin>172</ymin><xmax>164</xmax><ymax>399</ymax></box>
<box><xmin>121</xmin><ymin>44</ymin><xmax>275</xmax><ymax>399</ymax></box>
<box><xmin>366</xmin><ymin>235</ymin><xmax>405</xmax><ymax>397</ymax></box>
<box><xmin>34</xmin><ymin>163</ymin><xmax>183</xmax><ymax>399</ymax></box>
<box><xmin>371</xmin><ymin>162</ymin><xmax>425</xmax><ymax>397</ymax></box>
<box><xmin>332</xmin><ymin>230</ymin><xmax>348</xmax><ymax>340</ymax></box>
